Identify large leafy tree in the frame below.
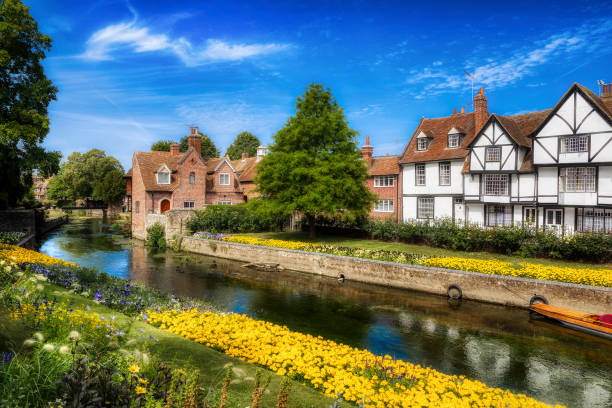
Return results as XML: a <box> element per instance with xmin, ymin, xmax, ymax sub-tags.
<box><xmin>225</xmin><ymin>131</ymin><xmax>261</xmax><ymax>160</ymax></box>
<box><xmin>179</xmin><ymin>133</ymin><xmax>219</xmax><ymax>158</ymax></box>
<box><xmin>54</xmin><ymin>149</ymin><xmax>125</xmax><ymax>206</ymax></box>
<box><xmin>0</xmin><ymin>0</ymin><xmax>60</xmax><ymax>208</ymax></box>
<box><xmin>150</xmin><ymin>140</ymin><xmax>173</xmax><ymax>152</ymax></box>
<box><xmin>256</xmin><ymin>83</ymin><xmax>375</xmax><ymax>237</ymax></box>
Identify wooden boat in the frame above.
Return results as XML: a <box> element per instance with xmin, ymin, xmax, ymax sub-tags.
<box><xmin>530</xmin><ymin>303</ymin><xmax>612</xmax><ymax>340</ymax></box>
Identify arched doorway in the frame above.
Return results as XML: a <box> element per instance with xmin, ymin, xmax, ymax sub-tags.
<box><xmin>160</xmin><ymin>199</ymin><xmax>170</xmax><ymax>214</ymax></box>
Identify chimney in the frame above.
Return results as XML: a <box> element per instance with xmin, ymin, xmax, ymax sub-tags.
<box><xmin>474</xmin><ymin>87</ymin><xmax>489</xmax><ymax>132</ymax></box>
<box><xmin>602</xmin><ymin>82</ymin><xmax>612</xmax><ymax>102</ymax></box>
<box><xmin>256</xmin><ymin>145</ymin><xmax>266</xmax><ymax>162</ymax></box>
<box><xmin>170</xmin><ymin>143</ymin><xmax>180</xmax><ymax>156</ymax></box>
<box><xmin>461</xmin><ymin>107</ymin><xmax>465</xmax><ymax>114</ymax></box>
<box><xmin>604</xmin><ymin>84</ymin><xmax>609</xmax><ymax>94</ymax></box>
<box><xmin>361</xmin><ymin>135</ymin><xmax>374</xmax><ymax>166</ymax></box>
<box><xmin>188</xmin><ymin>126</ymin><xmax>201</xmax><ymax>155</ymax></box>
<box><xmin>241</xmin><ymin>152</ymin><xmax>249</xmax><ymax>160</ymax></box>
<box><xmin>453</xmin><ymin>107</ymin><xmax>457</xmax><ymax>115</ymax></box>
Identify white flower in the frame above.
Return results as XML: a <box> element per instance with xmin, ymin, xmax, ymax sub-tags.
<box><xmin>59</xmin><ymin>345</ymin><xmax>70</xmax><ymax>355</ymax></box>
<box><xmin>36</xmin><ymin>284</ymin><xmax>44</xmax><ymax>291</ymax></box>
<box><xmin>68</xmin><ymin>331</ymin><xmax>81</xmax><ymax>341</ymax></box>
<box><xmin>23</xmin><ymin>339</ymin><xmax>37</xmax><ymax>348</ymax></box>
<box><xmin>4</xmin><ymin>266</ymin><xmax>10</xmax><ymax>273</ymax></box>
<box><xmin>42</xmin><ymin>343</ymin><xmax>56</xmax><ymax>352</ymax></box>
<box><xmin>33</xmin><ymin>332</ymin><xmax>45</xmax><ymax>342</ymax></box>
<box><xmin>36</xmin><ymin>274</ymin><xmax>47</xmax><ymax>281</ymax></box>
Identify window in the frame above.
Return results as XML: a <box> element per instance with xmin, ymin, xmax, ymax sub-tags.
<box><xmin>524</xmin><ymin>207</ymin><xmax>537</xmax><ymax>224</ymax></box>
<box><xmin>417</xmin><ymin>197</ymin><xmax>434</xmax><ymax>219</ymax></box>
<box><xmin>374</xmin><ymin>175</ymin><xmax>394</xmax><ymax>187</ymax></box>
<box><xmin>416</xmin><ymin>137</ymin><xmax>429</xmax><ymax>151</ymax></box>
<box><xmin>183</xmin><ymin>201</ymin><xmax>195</xmax><ymax>208</ymax></box>
<box><xmin>415</xmin><ymin>164</ymin><xmax>426</xmax><ymax>186</ymax></box>
<box><xmin>483</xmin><ymin>174</ymin><xmax>509</xmax><ymax>196</ymax></box>
<box><xmin>439</xmin><ymin>162</ymin><xmax>451</xmax><ymax>185</ymax></box>
<box><xmin>374</xmin><ymin>199</ymin><xmax>394</xmax><ymax>212</ymax></box>
<box><xmin>157</xmin><ymin>169</ymin><xmax>170</xmax><ymax>185</ymax></box>
<box><xmin>545</xmin><ymin>209</ymin><xmax>563</xmax><ymax>226</ymax></box>
<box><xmin>135</xmin><ymin>201</ymin><xmax>140</xmax><ymax>214</ymax></box>
<box><xmin>559</xmin><ymin>167</ymin><xmax>595</xmax><ymax>192</ymax></box>
<box><xmin>448</xmin><ymin>133</ymin><xmax>461</xmax><ymax>148</ymax></box>
<box><xmin>577</xmin><ymin>208</ymin><xmax>612</xmax><ymax>233</ymax></box>
<box><xmin>219</xmin><ymin>173</ymin><xmax>230</xmax><ymax>185</ymax></box>
<box><xmin>486</xmin><ymin>147</ymin><xmax>501</xmax><ymax>162</ymax></box>
<box><xmin>560</xmin><ymin>135</ymin><xmax>588</xmax><ymax>153</ymax></box>
<box><xmin>217</xmin><ymin>200</ymin><xmax>232</xmax><ymax>205</ymax></box>
<box><xmin>189</xmin><ymin>172</ymin><xmax>195</xmax><ymax>184</ymax></box>
<box><xmin>485</xmin><ymin>205</ymin><xmax>512</xmax><ymax>227</ymax></box>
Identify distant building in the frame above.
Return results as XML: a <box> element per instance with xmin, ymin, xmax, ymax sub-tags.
<box><xmin>361</xmin><ymin>136</ymin><xmax>401</xmax><ymax>220</ymax></box>
<box><xmin>33</xmin><ymin>174</ymin><xmax>53</xmax><ymax>201</ymax></box>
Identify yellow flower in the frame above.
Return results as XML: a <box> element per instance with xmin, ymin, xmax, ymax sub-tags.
<box><xmin>138</xmin><ymin>378</ymin><xmax>149</xmax><ymax>385</ymax></box>
<box><xmin>135</xmin><ymin>386</ymin><xmax>147</xmax><ymax>394</ymax></box>
<box><xmin>128</xmin><ymin>364</ymin><xmax>140</xmax><ymax>374</ymax></box>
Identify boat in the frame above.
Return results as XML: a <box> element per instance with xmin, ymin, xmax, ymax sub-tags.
<box><xmin>530</xmin><ymin>303</ymin><xmax>612</xmax><ymax>340</ymax></box>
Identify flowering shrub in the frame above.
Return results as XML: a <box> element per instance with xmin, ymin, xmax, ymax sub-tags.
<box><xmin>193</xmin><ymin>231</ymin><xmax>233</xmax><ymax>240</ymax></box>
<box><xmin>223</xmin><ymin>235</ymin><xmax>320</xmax><ymax>251</ymax></box>
<box><xmin>0</xmin><ymin>232</ymin><xmax>26</xmax><ymax>245</ymax></box>
<box><xmin>147</xmin><ymin>309</ymin><xmax>560</xmax><ymax>408</ymax></box>
<box><xmin>0</xmin><ymin>244</ymin><xmax>76</xmax><ymax>267</ymax></box>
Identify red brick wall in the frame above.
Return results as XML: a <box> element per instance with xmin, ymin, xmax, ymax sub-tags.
<box><xmin>131</xmin><ymin>158</ymin><xmax>147</xmax><ymax>238</ymax></box>
<box><xmin>205</xmin><ymin>161</ymin><xmax>246</xmax><ymax>205</ymax></box>
<box><xmin>367</xmin><ymin>174</ymin><xmax>400</xmax><ymax>220</ymax></box>
<box><xmin>172</xmin><ymin>150</ymin><xmax>207</xmax><ymax>209</ymax></box>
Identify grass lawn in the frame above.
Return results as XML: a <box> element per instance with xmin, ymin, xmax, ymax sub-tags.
<box><xmin>243</xmin><ymin>231</ymin><xmax>612</xmax><ymax>270</ymax></box>
<box><xmin>2</xmin><ymin>280</ymin><xmax>347</xmax><ymax>408</ymax></box>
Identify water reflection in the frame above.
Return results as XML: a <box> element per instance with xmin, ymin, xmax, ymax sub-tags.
<box><xmin>39</xmin><ymin>218</ymin><xmax>612</xmax><ymax>408</ymax></box>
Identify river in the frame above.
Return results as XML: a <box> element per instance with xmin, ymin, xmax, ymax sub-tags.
<box><xmin>38</xmin><ymin>217</ymin><xmax>611</xmax><ymax>408</ymax></box>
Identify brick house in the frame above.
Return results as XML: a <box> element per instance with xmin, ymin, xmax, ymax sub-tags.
<box><xmin>123</xmin><ymin>168</ymin><xmax>132</xmax><ymax>212</ymax></box>
<box><xmin>361</xmin><ymin>136</ymin><xmax>401</xmax><ymax>220</ymax></box>
<box><xmin>130</xmin><ymin>127</ymin><xmax>266</xmax><ymax>239</ymax></box>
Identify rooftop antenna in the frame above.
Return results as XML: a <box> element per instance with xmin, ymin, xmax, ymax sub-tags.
<box><xmin>464</xmin><ymin>70</ymin><xmax>474</xmax><ymax>111</ymax></box>
<box><xmin>597</xmin><ymin>80</ymin><xmax>605</xmax><ymax>97</ymax></box>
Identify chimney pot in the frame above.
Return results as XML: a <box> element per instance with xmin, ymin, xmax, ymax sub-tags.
<box><xmin>604</xmin><ymin>84</ymin><xmax>608</xmax><ymax>94</ymax></box>
<box><xmin>474</xmin><ymin>88</ymin><xmax>489</xmax><ymax>132</ymax></box>
<box><xmin>187</xmin><ymin>127</ymin><xmax>202</xmax><ymax>155</ymax></box>
<box><xmin>453</xmin><ymin>108</ymin><xmax>457</xmax><ymax>115</ymax></box>
<box><xmin>366</xmin><ymin>135</ymin><xmax>370</xmax><ymax>145</ymax></box>
<box><xmin>361</xmin><ymin>137</ymin><xmax>374</xmax><ymax>165</ymax></box>
<box><xmin>242</xmin><ymin>152</ymin><xmax>249</xmax><ymax>160</ymax></box>
<box><xmin>461</xmin><ymin>107</ymin><xmax>465</xmax><ymax>114</ymax></box>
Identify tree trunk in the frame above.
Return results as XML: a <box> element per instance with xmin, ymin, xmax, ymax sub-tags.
<box><xmin>307</xmin><ymin>215</ymin><xmax>316</xmax><ymax>238</ymax></box>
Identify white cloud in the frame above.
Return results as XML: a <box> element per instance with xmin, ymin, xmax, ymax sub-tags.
<box><xmin>347</xmin><ymin>104</ymin><xmax>383</xmax><ymax>119</ymax></box>
<box><xmin>404</xmin><ymin>18</ymin><xmax>612</xmax><ymax>97</ymax></box>
<box><xmin>82</xmin><ymin>20</ymin><xmax>291</xmax><ymax>66</ymax></box>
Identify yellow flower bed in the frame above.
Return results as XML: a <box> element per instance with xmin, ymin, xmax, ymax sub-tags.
<box><xmin>223</xmin><ymin>236</ymin><xmax>318</xmax><ymax>250</ymax></box>
<box><xmin>0</xmin><ymin>244</ymin><xmax>76</xmax><ymax>267</ymax></box>
<box><xmin>147</xmin><ymin>309</ymin><xmax>561</xmax><ymax>408</ymax></box>
<box><xmin>423</xmin><ymin>258</ymin><xmax>612</xmax><ymax>287</ymax></box>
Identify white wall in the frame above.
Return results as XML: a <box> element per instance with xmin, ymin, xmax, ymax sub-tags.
<box><xmin>537</xmin><ymin>167</ymin><xmax>557</xmax><ymax>203</ymax></box>
<box><xmin>466</xmin><ymin>203</ymin><xmax>484</xmax><ymax>224</ymax></box>
<box><xmin>435</xmin><ymin>196</ymin><xmax>453</xmax><ymax>218</ymax></box>
<box><xmin>464</xmin><ymin>174</ymin><xmax>480</xmax><ymax>200</ymax></box>
<box><xmin>403</xmin><ymin>196</ymin><xmax>417</xmax><ymax>221</ymax></box>
<box><xmin>518</xmin><ymin>174</ymin><xmax>536</xmax><ymax>202</ymax></box>
<box><xmin>470</xmin><ymin>121</ymin><xmax>519</xmax><ymax>172</ymax></box>
<box><xmin>599</xmin><ymin>166</ymin><xmax>612</xmax><ymax>205</ymax></box>
<box><xmin>403</xmin><ymin>160</ymin><xmax>464</xmax><ymax>195</ymax></box>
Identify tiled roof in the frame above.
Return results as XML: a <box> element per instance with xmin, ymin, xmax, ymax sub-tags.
<box><xmin>400</xmin><ymin>112</ymin><xmax>476</xmax><ymax>164</ymax></box>
<box><xmin>494</xmin><ymin>109</ymin><xmax>552</xmax><ymax>147</ymax></box>
<box><xmin>577</xmin><ymin>84</ymin><xmax>612</xmax><ymax>120</ymax></box>
<box><xmin>232</xmin><ymin>157</ymin><xmax>258</xmax><ymax>181</ymax></box>
<box><xmin>367</xmin><ymin>156</ymin><xmax>400</xmax><ymax>175</ymax></box>
<box><xmin>124</xmin><ymin>168</ymin><xmax>132</xmax><ymax>177</ymax></box>
<box><xmin>133</xmin><ymin>151</ymin><xmax>183</xmax><ymax>192</ymax></box>
<box><xmin>519</xmin><ymin>151</ymin><xmax>534</xmax><ymax>172</ymax></box>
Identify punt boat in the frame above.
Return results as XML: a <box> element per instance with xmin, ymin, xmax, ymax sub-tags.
<box><xmin>530</xmin><ymin>303</ymin><xmax>612</xmax><ymax>340</ymax></box>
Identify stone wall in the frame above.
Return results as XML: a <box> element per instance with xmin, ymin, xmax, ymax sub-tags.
<box><xmin>0</xmin><ymin>209</ymin><xmax>37</xmax><ymax>235</ymax></box>
<box><xmin>139</xmin><ymin>209</ymin><xmax>197</xmax><ymax>241</ymax></box>
<box><xmin>179</xmin><ymin>236</ymin><xmax>612</xmax><ymax>314</ymax></box>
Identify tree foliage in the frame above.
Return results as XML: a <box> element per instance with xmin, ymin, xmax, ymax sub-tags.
<box><xmin>0</xmin><ymin>0</ymin><xmax>59</xmax><ymax>208</ymax></box>
<box><xmin>53</xmin><ymin>149</ymin><xmax>125</xmax><ymax>205</ymax></box>
<box><xmin>150</xmin><ymin>140</ymin><xmax>173</xmax><ymax>152</ymax></box>
<box><xmin>225</xmin><ymin>131</ymin><xmax>261</xmax><ymax>160</ymax></box>
<box><xmin>179</xmin><ymin>132</ymin><xmax>219</xmax><ymax>158</ymax></box>
<box><xmin>256</xmin><ymin>83</ymin><xmax>375</xmax><ymax>237</ymax></box>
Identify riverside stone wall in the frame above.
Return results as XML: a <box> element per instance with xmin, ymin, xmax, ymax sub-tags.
<box><xmin>179</xmin><ymin>235</ymin><xmax>612</xmax><ymax>315</ymax></box>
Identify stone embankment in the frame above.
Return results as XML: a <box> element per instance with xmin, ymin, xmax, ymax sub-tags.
<box><xmin>178</xmin><ymin>235</ymin><xmax>612</xmax><ymax>315</ymax></box>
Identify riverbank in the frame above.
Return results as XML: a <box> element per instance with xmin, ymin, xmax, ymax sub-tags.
<box><xmin>178</xmin><ymin>235</ymin><xmax>612</xmax><ymax>314</ymax></box>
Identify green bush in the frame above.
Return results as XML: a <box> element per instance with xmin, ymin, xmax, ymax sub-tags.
<box><xmin>365</xmin><ymin>218</ymin><xmax>612</xmax><ymax>262</ymax></box>
<box><xmin>186</xmin><ymin>200</ymin><xmax>289</xmax><ymax>234</ymax></box>
<box><xmin>0</xmin><ymin>232</ymin><xmax>26</xmax><ymax>245</ymax></box>
<box><xmin>146</xmin><ymin>222</ymin><xmax>166</xmax><ymax>249</ymax></box>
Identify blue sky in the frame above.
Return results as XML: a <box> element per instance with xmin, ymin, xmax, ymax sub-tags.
<box><xmin>27</xmin><ymin>0</ymin><xmax>612</xmax><ymax>169</ymax></box>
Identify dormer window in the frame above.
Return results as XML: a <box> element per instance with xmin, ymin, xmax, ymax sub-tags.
<box><xmin>219</xmin><ymin>173</ymin><xmax>230</xmax><ymax>185</ymax></box>
<box><xmin>448</xmin><ymin>133</ymin><xmax>462</xmax><ymax>148</ymax></box>
<box><xmin>156</xmin><ymin>165</ymin><xmax>171</xmax><ymax>185</ymax></box>
<box><xmin>417</xmin><ymin>137</ymin><xmax>429</xmax><ymax>151</ymax></box>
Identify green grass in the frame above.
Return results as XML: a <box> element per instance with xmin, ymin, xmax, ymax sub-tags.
<box><xmin>11</xmin><ymin>281</ymin><xmax>349</xmax><ymax>408</ymax></box>
<box><xmin>242</xmin><ymin>231</ymin><xmax>612</xmax><ymax>270</ymax></box>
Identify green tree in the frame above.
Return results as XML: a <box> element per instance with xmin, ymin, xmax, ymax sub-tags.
<box><xmin>0</xmin><ymin>0</ymin><xmax>59</xmax><ymax>208</ymax></box>
<box><xmin>46</xmin><ymin>175</ymin><xmax>69</xmax><ymax>201</ymax></box>
<box><xmin>55</xmin><ymin>149</ymin><xmax>125</xmax><ymax>206</ymax></box>
<box><xmin>256</xmin><ymin>83</ymin><xmax>375</xmax><ymax>237</ymax></box>
<box><xmin>225</xmin><ymin>131</ymin><xmax>261</xmax><ymax>160</ymax></box>
<box><xmin>179</xmin><ymin>133</ymin><xmax>219</xmax><ymax>158</ymax></box>
<box><xmin>150</xmin><ymin>140</ymin><xmax>173</xmax><ymax>152</ymax></box>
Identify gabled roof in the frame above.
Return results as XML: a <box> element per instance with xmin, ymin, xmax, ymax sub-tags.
<box><xmin>133</xmin><ymin>151</ymin><xmax>183</xmax><ymax>192</ymax></box>
<box><xmin>400</xmin><ymin>112</ymin><xmax>476</xmax><ymax>164</ymax></box>
<box><xmin>366</xmin><ymin>156</ymin><xmax>400</xmax><ymax>176</ymax></box>
<box><xmin>471</xmin><ymin>110</ymin><xmax>551</xmax><ymax>148</ymax></box>
<box><xmin>213</xmin><ymin>157</ymin><xmax>236</xmax><ymax>172</ymax></box>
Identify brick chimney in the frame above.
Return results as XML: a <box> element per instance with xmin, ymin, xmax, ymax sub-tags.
<box><xmin>453</xmin><ymin>108</ymin><xmax>457</xmax><ymax>115</ymax></box>
<box><xmin>188</xmin><ymin>126</ymin><xmax>201</xmax><ymax>155</ymax></box>
<box><xmin>474</xmin><ymin>87</ymin><xmax>489</xmax><ymax>132</ymax></box>
<box><xmin>241</xmin><ymin>152</ymin><xmax>249</xmax><ymax>160</ymax></box>
<box><xmin>361</xmin><ymin>135</ymin><xmax>374</xmax><ymax>166</ymax></box>
<box><xmin>170</xmin><ymin>143</ymin><xmax>180</xmax><ymax>156</ymax></box>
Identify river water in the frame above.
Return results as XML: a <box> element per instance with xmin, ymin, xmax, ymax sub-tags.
<box><xmin>39</xmin><ymin>217</ymin><xmax>611</xmax><ymax>408</ymax></box>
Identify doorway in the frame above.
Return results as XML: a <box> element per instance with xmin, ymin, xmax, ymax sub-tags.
<box><xmin>160</xmin><ymin>199</ymin><xmax>171</xmax><ymax>214</ymax></box>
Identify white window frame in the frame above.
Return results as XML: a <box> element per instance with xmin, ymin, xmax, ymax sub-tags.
<box><xmin>417</xmin><ymin>197</ymin><xmax>434</xmax><ymax>219</ymax></box>
<box><xmin>415</xmin><ymin>164</ymin><xmax>426</xmax><ymax>186</ymax></box>
<box><xmin>560</xmin><ymin>134</ymin><xmax>588</xmax><ymax>153</ymax></box>
<box><xmin>374</xmin><ymin>199</ymin><xmax>394</xmax><ymax>212</ymax></box>
<box><xmin>189</xmin><ymin>172</ymin><xmax>195</xmax><ymax>184</ymax></box>
<box><xmin>416</xmin><ymin>137</ymin><xmax>429</xmax><ymax>151</ymax></box>
<box><xmin>439</xmin><ymin>162</ymin><xmax>451</xmax><ymax>186</ymax></box>
<box><xmin>219</xmin><ymin>173</ymin><xmax>230</xmax><ymax>185</ymax></box>
<box><xmin>448</xmin><ymin>133</ymin><xmax>461</xmax><ymax>148</ymax></box>
<box><xmin>559</xmin><ymin>167</ymin><xmax>595</xmax><ymax>192</ymax></box>
<box><xmin>217</xmin><ymin>200</ymin><xmax>232</xmax><ymax>205</ymax></box>
<box><xmin>485</xmin><ymin>205</ymin><xmax>512</xmax><ymax>227</ymax></box>
<box><xmin>577</xmin><ymin>207</ymin><xmax>612</xmax><ymax>233</ymax></box>
<box><xmin>183</xmin><ymin>201</ymin><xmax>195</xmax><ymax>208</ymax></box>
<box><xmin>545</xmin><ymin>208</ymin><xmax>563</xmax><ymax>227</ymax></box>
<box><xmin>483</xmin><ymin>174</ymin><xmax>509</xmax><ymax>196</ymax></box>
<box><xmin>157</xmin><ymin>169</ymin><xmax>171</xmax><ymax>185</ymax></box>
<box><xmin>485</xmin><ymin>147</ymin><xmax>501</xmax><ymax>162</ymax></box>
<box><xmin>374</xmin><ymin>175</ymin><xmax>394</xmax><ymax>187</ymax></box>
